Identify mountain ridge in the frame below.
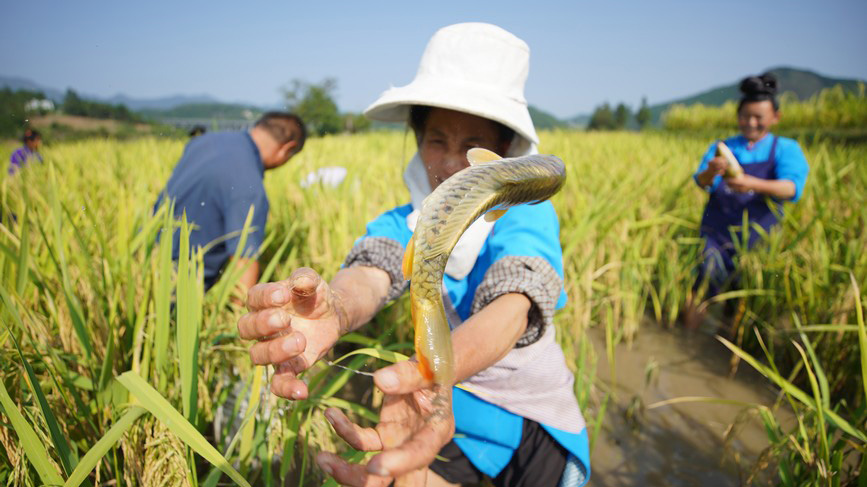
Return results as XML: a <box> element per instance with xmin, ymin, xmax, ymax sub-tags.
<box><xmin>4</xmin><ymin>66</ymin><xmax>864</xmax><ymax>127</ymax></box>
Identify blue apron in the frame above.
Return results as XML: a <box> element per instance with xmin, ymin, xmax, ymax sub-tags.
<box><xmin>697</xmin><ymin>136</ymin><xmax>780</xmax><ymax>296</ymax></box>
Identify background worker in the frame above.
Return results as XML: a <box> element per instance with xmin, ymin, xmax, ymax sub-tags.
<box><xmin>686</xmin><ymin>73</ymin><xmax>809</xmax><ymax>327</ymax></box>
<box><xmin>155</xmin><ymin>112</ymin><xmax>306</xmax><ymax>292</ymax></box>
<box><xmin>8</xmin><ymin>128</ymin><xmax>43</xmax><ymax>176</ymax></box>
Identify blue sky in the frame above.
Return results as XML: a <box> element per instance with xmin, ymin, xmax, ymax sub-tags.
<box><xmin>2</xmin><ymin>0</ymin><xmax>865</xmax><ymax>118</ymax></box>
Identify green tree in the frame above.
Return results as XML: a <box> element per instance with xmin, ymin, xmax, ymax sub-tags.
<box><xmin>614</xmin><ymin>103</ymin><xmax>631</xmax><ymax>130</ymax></box>
<box><xmin>636</xmin><ymin>97</ymin><xmax>652</xmax><ymax>130</ymax></box>
<box><xmin>587</xmin><ymin>103</ymin><xmax>615</xmax><ymax>131</ymax></box>
<box><xmin>342</xmin><ymin>112</ymin><xmax>371</xmax><ymax>133</ymax></box>
<box><xmin>283</xmin><ymin>78</ymin><xmax>342</xmax><ymax>136</ymax></box>
<box><xmin>0</xmin><ymin>88</ymin><xmax>46</xmax><ymax>138</ymax></box>
<box><xmin>62</xmin><ymin>89</ymin><xmax>140</xmax><ymax>122</ymax></box>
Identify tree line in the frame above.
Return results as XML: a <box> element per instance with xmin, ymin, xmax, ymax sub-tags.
<box><xmin>0</xmin><ymin>88</ymin><xmax>144</xmax><ymax>138</ymax></box>
<box><xmin>587</xmin><ymin>97</ymin><xmax>652</xmax><ymax>131</ymax></box>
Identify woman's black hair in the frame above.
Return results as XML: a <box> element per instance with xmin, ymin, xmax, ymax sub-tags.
<box><xmin>738</xmin><ymin>72</ymin><xmax>779</xmax><ymax>112</ymax></box>
<box><xmin>408</xmin><ymin>105</ymin><xmax>515</xmax><ymax>146</ymax></box>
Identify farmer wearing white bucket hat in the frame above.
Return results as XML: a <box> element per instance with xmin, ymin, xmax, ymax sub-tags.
<box><xmin>239</xmin><ymin>23</ymin><xmax>589</xmax><ymax>487</ymax></box>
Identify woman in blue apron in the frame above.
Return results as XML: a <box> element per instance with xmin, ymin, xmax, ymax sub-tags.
<box><xmin>238</xmin><ymin>23</ymin><xmax>589</xmax><ymax>487</ymax></box>
<box><xmin>686</xmin><ymin>73</ymin><xmax>809</xmax><ymax>326</ymax></box>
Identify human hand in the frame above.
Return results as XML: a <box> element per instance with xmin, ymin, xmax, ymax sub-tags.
<box><xmin>707</xmin><ymin>156</ymin><xmax>727</xmax><ymax>176</ymax></box>
<box><xmin>238</xmin><ymin>267</ymin><xmax>348</xmax><ymax>400</ymax></box>
<box><xmin>725</xmin><ymin>173</ymin><xmax>758</xmax><ymax>193</ymax></box>
<box><xmin>316</xmin><ymin>360</ymin><xmax>455</xmax><ymax>487</ymax></box>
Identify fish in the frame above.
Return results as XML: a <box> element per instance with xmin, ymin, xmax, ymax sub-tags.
<box><xmin>716</xmin><ymin>141</ymin><xmax>744</xmax><ymax>179</ymax></box>
<box><xmin>401</xmin><ymin>148</ymin><xmax>567</xmax><ymax>387</ymax></box>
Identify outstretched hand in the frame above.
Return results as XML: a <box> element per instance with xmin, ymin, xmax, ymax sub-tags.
<box><xmin>316</xmin><ymin>360</ymin><xmax>455</xmax><ymax>487</ymax></box>
<box><xmin>238</xmin><ymin>267</ymin><xmax>348</xmax><ymax>400</ymax></box>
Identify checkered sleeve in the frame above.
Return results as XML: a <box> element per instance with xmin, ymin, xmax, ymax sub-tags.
<box><xmin>471</xmin><ymin>256</ymin><xmax>563</xmax><ymax>347</ymax></box>
<box><xmin>343</xmin><ymin>237</ymin><xmax>409</xmax><ymax>302</ymax></box>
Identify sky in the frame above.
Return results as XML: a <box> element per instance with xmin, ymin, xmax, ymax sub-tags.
<box><xmin>2</xmin><ymin>0</ymin><xmax>865</xmax><ymax>118</ymax></box>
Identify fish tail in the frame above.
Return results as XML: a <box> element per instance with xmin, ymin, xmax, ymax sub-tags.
<box><xmin>412</xmin><ymin>294</ymin><xmax>455</xmax><ymax>385</ymax></box>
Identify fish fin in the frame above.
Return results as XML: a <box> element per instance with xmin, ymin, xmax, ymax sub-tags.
<box><xmin>467</xmin><ymin>148</ymin><xmax>502</xmax><ymax>165</ymax></box>
<box><xmin>416</xmin><ymin>354</ymin><xmax>435</xmax><ymax>381</ymax></box>
<box><xmin>484</xmin><ymin>209</ymin><xmax>507</xmax><ymax>222</ymax></box>
<box><xmin>401</xmin><ymin>235</ymin><xmax>415</xmax><ymax>280</ymax></box>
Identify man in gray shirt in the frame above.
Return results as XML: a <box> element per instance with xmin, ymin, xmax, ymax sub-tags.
<box><xmin>155</xmin><ymin>112</ymin><xmax>306</xmax><ymax>291</ymax></box>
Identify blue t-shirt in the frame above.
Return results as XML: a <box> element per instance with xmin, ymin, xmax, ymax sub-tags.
<box><xmin>360</xmin><ymin>201</ymin><xmax>567</xmax><ymax>319</ymax></box>
<box><xmin>155</xmin><ymin>131</ymin><xmax>268</xmax><ymax>287</ymax></box>
<box><xmin>358</xmin><ymin>202</ymin><xmax>590</xmax><ymax>482</ymax></box>
<box><xmin>693</xmin><ymin>134</ymin><xmax>809</xmax><ymax>202</ymax></box>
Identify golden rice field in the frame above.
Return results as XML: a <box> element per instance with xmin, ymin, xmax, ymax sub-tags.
<box><xmin>664</xmin><ymin>83</ymin><xmax>867</xmax><ymax>133</ymax></box>
<box><xmin>0</xmin><ymin>130</ymin><xmax>865</xmax><ymax>486</ymax></box>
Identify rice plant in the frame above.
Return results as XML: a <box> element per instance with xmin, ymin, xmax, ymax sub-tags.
<box><xmin>0</xmin><ymin>129</ymin><xmax>864</xmax><ymax>485</ymax></box>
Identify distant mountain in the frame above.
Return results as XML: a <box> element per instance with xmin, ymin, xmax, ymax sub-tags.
<box><xmin>528</xmin><ymin>105</ymin><xmax>568</xmax><ymax>130</ymax></box>
<box><xmin>567</xmin><ymin>113</ymin><xmax>591</xmax><ymax>129</ymax></box>
<box><xmin>104</xmin><ymin>93</ymin><xmax>220</xmax><ymax>111</ymax></box>
<box><xmin>0</xmin><ymin>74</ymin><xmax>250</xmax><ymax>113</ymax></box>
<box><xmin>568</xmin><ymin>67</ymin><xmax>865</xmax><ymax>127</ymax></box>
<box><xmin>0</xmin><ymin>75</ymin><xmax>65</xmax><ymax>101</ymax></box>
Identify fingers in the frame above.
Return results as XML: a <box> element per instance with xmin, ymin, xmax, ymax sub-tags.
<box><xmin>373</xmin><ymin>360</ymin><xmax>431</xmax><ymax>395</ymax></box>
<box><xmin>324</xmin><ymin>408</ymin><xmax>383</xmax><ymax>452</ymax></box>
<box><xmin>248</xmin><ymin>332</ymin><xmax>307</xmax><ymax>365</ymax></box>
<box><xmin>317</xmin><ymin>452</ymin><xmax>390</xmax><ymax>487</ymax></box>
<box><xmin>366</xmin><ymin>421</ymin><xmax>450</xmax><ymax>478</ymax></box>
<box><xmin>270</xmin><ymin>367</ymin><xmax>309</xmax><ymax>400</ymax></box>
<box><xmin>245</xmin><ymin>280</ymin><xmax>291</xmax><ymax>311</ymax></box>
<box><xmin>237</xmin><ymin>308</ymin><xmax>291</xmax><ymax>340</ymax></box>
<box><xmin>288</xmin><ymin>267</ymin><xmax>323</xmax><ymax>316</ymax></box>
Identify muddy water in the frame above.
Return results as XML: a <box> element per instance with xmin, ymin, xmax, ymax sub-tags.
<box><xmin>587</xmin><ymin>323</ymin><xmax>790</xmax><ymax>486</ymax></box>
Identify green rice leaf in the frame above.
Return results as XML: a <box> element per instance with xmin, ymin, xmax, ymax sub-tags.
<box><xmin>0</xmin><ymin>293</ymin><xmax>77</xmax><ymax>476</ymax></box>
<box><xmin>116</xmin><ymin>371</ymin><xmax>251</xmax><ymax>487</ymax></box>
<box><xmin>259</xmin><ymin>219</ymin><xmax>299</xmax><ymax>283</ymax></box>
<box><xmin>15</xmin><ymin>207</ymin><xmax>29</xmax><ymax>294</ymax></box>
<box><xmin>717</xmin><ymin>336</ymin><xmax>867</xmax><ymax>443</ymax></box>
<box><xmin>0</xmin><ymin>373</ymin><xmax>64</xmax><ymax>486</ymax></box>
<box><xmin>329</xmin><ymin>348</ymin><xmax>409</xmax><ymax>366</ymax></box>
<box><xmin>239</xmin><ymin>366</ymin><xmax>264</xmax><ymax>474</ymax></box>
<box><xmin>154</xmin><ymin>200</ymin><xmax>174</xmax><ymax>391</ymax></box>
<box><xmin>852</xmin><ymin>273</ymin><xmax>867</xmax><ymax>413</ymax></box>
<box><xmin>316</xmin><ymin>397</ymin><xmax>378</xmax><ymax>423</ymax></box>
<box><xmin>63</xmin><ymin>407</ymin><xmax>147</xmax><ymax>487</ymax></box>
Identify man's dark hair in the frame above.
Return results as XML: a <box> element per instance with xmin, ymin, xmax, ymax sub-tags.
<box><xmin>255</xmin><ymin>112</ymin><xmax>307</xmax><ymax>153</ymax></box>
<box><xmin>409</xmin><ymin>105</ymin><xmax>514</xmax><ymax>146</ymax></box>
<box><xmin>738</xmin><ymin>72</ymin><xmax>779</xmax><ymax>112</ymax></box>
<box><xmin>22</xmin><ymin>128</ymin><xmax>41</xmax><ymax>143</ymax></box>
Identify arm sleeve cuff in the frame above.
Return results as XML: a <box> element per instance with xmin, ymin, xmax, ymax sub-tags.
<box><xmin>343</xmin><ymin>237</ymin><xmax>408</xmax><ymax>302</ymax></box>
<box><xmin>471</xmin><ymin>256</ymin><xmax>563</xmax><ymax>348</ymax></box>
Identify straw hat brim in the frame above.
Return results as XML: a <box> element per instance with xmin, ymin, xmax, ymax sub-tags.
<box><xmin>364</xmin><ymin>76</ymin><xmax>539</xmax><ymax>146</ymax></box>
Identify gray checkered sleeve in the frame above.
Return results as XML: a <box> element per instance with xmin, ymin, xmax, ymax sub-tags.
<box><xmin>343</xmin><ymin>237</ymin><xmax>409</xmax><ymax>302</ymax></box>
<box><xmin>471</xmin><ymin>256</ymin><xmax>563</xmax><ymax>347</ymax></box>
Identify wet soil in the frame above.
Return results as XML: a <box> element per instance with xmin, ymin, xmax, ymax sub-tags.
<box><xmin>587</xmin><ymin>322</ymin><xmax>791</xmax><ymax>486</ymax></box>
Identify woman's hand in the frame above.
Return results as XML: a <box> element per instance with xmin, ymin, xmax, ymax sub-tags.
<box><xmin>707</xmin><ymin>156</ymin><xmax>727</xmax><ymax>175</ymax></box>
<box><xmin>316</xmin><ymin>361</ymin><xmax>455</xmax><ymax>487</ymax></box>
<box><xmin>696</xmin><ymin>156</ymin><xmax>727</xmax><ymax>188</ymax></box>
<box><xmin>238</xmin><ymin>267</ymin><xmax>347</xmax><ymax>400</ymax></box>
<box><xmin>725</xmin><ymin>173</ymin><xmax>758</xmax><ymax>193</ymax></box>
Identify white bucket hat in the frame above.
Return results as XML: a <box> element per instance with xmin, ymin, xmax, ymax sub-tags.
<box><xmin>364</xmin><ymin>22</ymin><xmax>539</xmax><ymax>148</ymax></box>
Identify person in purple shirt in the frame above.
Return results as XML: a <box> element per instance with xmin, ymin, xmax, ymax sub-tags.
<box><xmin>685</xmin><ymin>72</ymin><xmax>809</xmax><ymax>328</ymax></box>
<box><xmin>8</xmin><ymin>129</ymin><xmax>43</xmax><ymax>176</ymax></box>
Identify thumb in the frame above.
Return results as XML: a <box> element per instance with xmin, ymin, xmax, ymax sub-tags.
<box><xmin>374</xmin><ymin>360</ymin><xmax>431</xmax><ymax>395</ymax></box>
<box><xmin>288</xmin><ymin>267</ymin><xmax>324</xmax><ymax>316</ymax></box>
